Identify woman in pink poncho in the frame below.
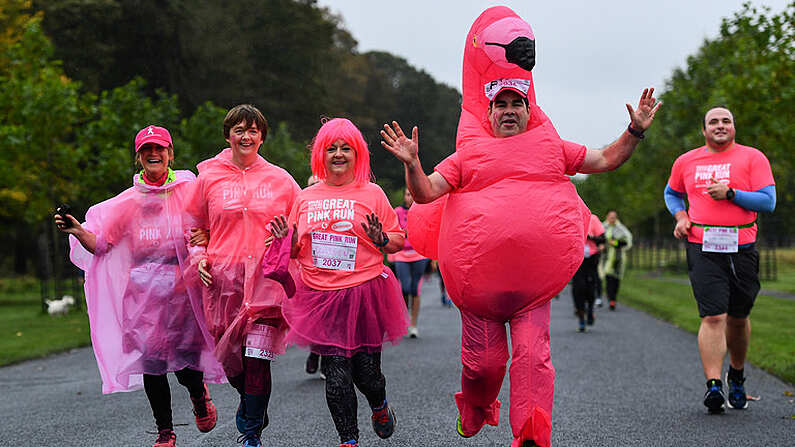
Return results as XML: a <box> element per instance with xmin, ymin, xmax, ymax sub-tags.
<box><xmin>274</xmin><ymin>118</ymin><xmax>408</xmax><ymax>447</ymax></box>
<box><xmin>186</xmin><ymin>105</ymin><xmax>300</xmax><ymax>447</ymax></box>
<box><xmin>381</xmin><ymin>7</ymin><xmax>659</xmax><ymax>446</ymax></box>
<box><xmin>57</xmin><ymin>125</ymin><xmax>225</xmax><ymax>447</ymax></box>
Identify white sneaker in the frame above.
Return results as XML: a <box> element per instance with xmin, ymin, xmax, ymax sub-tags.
<box><xmin>408</xmin><ymin>326</ymin><xmax>419</xmax><ymax>338</ymax></box>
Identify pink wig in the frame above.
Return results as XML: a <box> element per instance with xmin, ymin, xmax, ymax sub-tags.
<box><xmin>310</xmin><ymin>118</ymin><xmax>371</xmax><ymax>184</ymax></box>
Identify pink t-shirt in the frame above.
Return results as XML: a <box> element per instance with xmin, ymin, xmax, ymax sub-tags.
<box><xmin>289</xmin><ymin>181</ymin><xmax>402</xmax><ymax>290</ymax></box>
<box><xmin>585</xmin><ymin>214</ymin><xmax>605</xmax><ymax>257</ymax></box>
<box><xmin>667</xmin><ymin>143</ymin><xmax>774</xmax><ymax>245</ymax></box>
<box><xmin>390</xmin><ymin>206</ymin><xmax>426</xmax><ymax>263</ymax></box>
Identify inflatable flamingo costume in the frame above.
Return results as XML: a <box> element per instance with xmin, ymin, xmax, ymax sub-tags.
<box><xmin>406</xmin><ymin>7</ymin><xmax>592</xmax><ymax>447</ymax></box>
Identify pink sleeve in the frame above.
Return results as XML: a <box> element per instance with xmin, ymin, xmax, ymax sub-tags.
<box><xmin>749</xmin><ymin>150</ymin><xmax>775</xmax><ymax>190</ymax></box>
<box><xmin>184</xmin><ymin>177</ymin><xmax>209</xmax><ymax>229</ymax></box>
<box><xmin>562</xmin><ymin>140</ymin><xmax>587</xmax><ymax>175</ymax></box>
<box><xmin>667</xmin><ymin>156</ymin><xmax>685</xmax><ymax>193</ymax></box>
<box><xmin>434</xmin><ymin>152</ymin><xmax>462</xmax><ymax>189</ymax></box>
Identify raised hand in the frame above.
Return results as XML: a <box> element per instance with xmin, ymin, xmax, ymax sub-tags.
<box><xmin>626</xmin><ymin>87</ymin><xmax>662</xmax><ymax>131</ymax></box>
<box><xmin>267</xmin><ymin>214</ymin><xmax>297</xmax><ymax>250</ymax></box>
<box><xmin>361</xmin><ymin>213</ymin><xmax>386</xmax><ymax>246</ymax></box>
<box><xmin>380</xmin><ymin>121</ymin><xmax>419</xmax><ymax>165</ymax></box>
<box><xmin>269</xmin><ymin>215</ymin><xmax>290</xmax><ymax>238</ymax></box>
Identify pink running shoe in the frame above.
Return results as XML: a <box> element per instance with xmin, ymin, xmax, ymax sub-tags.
<box><xmin>191</xmin><ymin>384</ymin><xmax>217</xmax><ymax>432</ymax></box>
<box><xmin>153</xmin><ymin>428</ymin><xmax>176</xmax><ymax>447</ymax></box>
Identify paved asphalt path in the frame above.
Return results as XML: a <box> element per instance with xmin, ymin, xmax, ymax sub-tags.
<box><xmin>1</xmin><ymin>277</ymin><xmax>792</xmax><ymax>446</ymax></box>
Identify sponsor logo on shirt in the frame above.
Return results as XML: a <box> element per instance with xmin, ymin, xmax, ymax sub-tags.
<box><xmin>331</xmin><ymin>221</ymin><xmax>354</xmax><ymax>232</ymax></box>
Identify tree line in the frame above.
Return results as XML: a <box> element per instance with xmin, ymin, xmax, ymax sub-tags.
<box><xmin>576</xmin><ymin>2</ymin><xmax>793</xmax><ymax>244</ymax></box>
<box><xmin>1</xmin><ymin>1</ymin><xmax>791</xmax><ymax>276</ymax></box>
<box><xmin>1</xmin><ymin>0</ymin><xmax>461</xmax><ymax>275</ymax></box>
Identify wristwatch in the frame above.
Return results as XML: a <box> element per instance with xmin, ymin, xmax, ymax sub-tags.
<box><xmin>627</xmin><ymin>124</ymin><xmax>645</xmax><ymax>139</ymax></box>
<box><xmin>374</xmin><ymin>231</ymin><xmax>389</xmax><ymax>248</ymax></box>
<box><xmin>726</xmin><ymin>188</ymin><xmax>735</xmax><ymax>201</ymax></box>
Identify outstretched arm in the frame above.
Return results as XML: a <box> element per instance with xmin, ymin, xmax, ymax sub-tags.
<box><xmin>54</xmin><ymin>214</ymin><xmax>97</xmax><ymax>254</ymax></box>
<box><xmin>579</xmin><ymin>88</ymin><xmax>662</xmax><ymax>174</ymax></box>
<box><xmin>381</xmin><ymin>121</ymin><xmax>452</xmax><ymax>203</ymax></box>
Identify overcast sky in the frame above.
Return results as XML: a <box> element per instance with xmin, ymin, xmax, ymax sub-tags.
<box><xmin>316</xmin><ymin>0</ymin><xmax>789</xmax><ymax>148</ymax></box>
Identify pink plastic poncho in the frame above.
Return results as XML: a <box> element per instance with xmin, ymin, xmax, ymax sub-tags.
<box><xmin>69</xmin><ymin>170</ymin><xmax>226</xmax><ymax>394</ymax></box>
<box><xmin>186</xmin><ymin>148</ymin><xmax>300</xmax><ymax>377</ymax></box>
<box><xmin>408</xmin><ymin>6</ymin><xmax>590</xmax><ymax>320</ymax></box>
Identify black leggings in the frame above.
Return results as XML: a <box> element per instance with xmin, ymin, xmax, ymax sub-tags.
<box><xmin>323</xmin><ymin>352</ymin><xmax>386</xmax><ymax>443</ymax></box>
<box><xmin>143</xmin><ymin>368</ymin><xmax>205</xmax><ymax>431</ymax></box>
<box><xmin>606</xmin><ymin>275</ymin><xmax>621</xmax><ymax>302</ymax></box>
<box><xmin>572</xmin><ymin>256</ymin><xmax>598</xmax><ymax>313</ymax></box>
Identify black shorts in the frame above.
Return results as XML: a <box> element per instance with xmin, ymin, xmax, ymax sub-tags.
<box><xmin>686</xmin><ymin>242</ymin><xmax>760</xmax><ymax>318</ymax></box>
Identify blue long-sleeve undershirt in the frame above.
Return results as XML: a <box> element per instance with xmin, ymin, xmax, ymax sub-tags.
<box><xmin>664</xmin><ymin>184</ymin><xmax>776</xmax><ymax>216</ymax></box>
<box><xmin>664</xmin><ymin>185</ymin><xmax>686</xmax><ymax>215</ymax></box>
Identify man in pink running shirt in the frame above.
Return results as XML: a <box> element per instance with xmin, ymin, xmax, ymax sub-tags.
<box><xmin>665</xmin><ymin>106</ymin><xmax>776</xmax><ymax>414</ymax></box>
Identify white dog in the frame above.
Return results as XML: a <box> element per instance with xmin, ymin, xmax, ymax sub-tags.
<box><xmin>46</xmin><ymin>295</ymin><xmax>75</xmax><ymax>316</ymax></box>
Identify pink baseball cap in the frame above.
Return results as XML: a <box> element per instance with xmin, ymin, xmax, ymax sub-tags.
<box><xmin>484</xmin><ymin>78</ymin><xmax>531</xmax><ymax>101</ymax></box>
<box><xmin>134</xmin><ymin>125</ymin><xmax>173</xmax><ymax>152</ymax></box>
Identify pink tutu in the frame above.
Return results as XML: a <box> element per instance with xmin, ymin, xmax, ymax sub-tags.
<box><xmin>283</xmin><ymin>267</ymin><xmax>409</xmax><ymax>357</ymax></box>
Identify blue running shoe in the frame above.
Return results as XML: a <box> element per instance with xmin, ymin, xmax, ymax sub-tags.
<box><xmin>371</xmin><ymin>402</ymin><xmax>396</xmax><ymax>439</ymax></box>
<box><xmin>726</xmin><ymin>373</ymin><xmax>748</xmax><ymax>409</ymax></box>
<box><xmin>703</xmin><ymin>380</ymin><xmax>725</xmax><ymax>414</ymax></box>
<box><xmin>237</xmin><ymin>433</ymin><xmax>261</xmax><ymax>447</ymax></box>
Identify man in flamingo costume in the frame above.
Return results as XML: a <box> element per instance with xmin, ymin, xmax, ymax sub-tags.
<box><xmin>381</xmin><ymin>7</ymin><xmax>660</xmax><ymax>447</ymax></box>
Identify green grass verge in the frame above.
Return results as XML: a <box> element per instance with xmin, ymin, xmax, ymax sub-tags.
<box><xmin>0</xmin><ymin>279</ymin><xmax>90</xmax><ymax>366</ymax></box>
<box><xmin>621</xmin><ymin>270</ymin><xmax>795</xmax><ymax>384</ymax></box>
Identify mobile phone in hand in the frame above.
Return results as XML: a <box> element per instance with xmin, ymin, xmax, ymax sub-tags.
<box><xmin>56</xmin><ymin>204</ymin><xmax>73</xmax><ymax>228</ymax></box>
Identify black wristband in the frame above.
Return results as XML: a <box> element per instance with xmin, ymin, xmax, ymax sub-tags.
<box><xmin>726</xmin><ymin>188</ymin><xmax>735</xmax><ymax>201</ymax></box>
<box><xmin>374</xmin><ymin>231</ymin><xmax>389</xmax><ymax>248</ymax></box>
<box><xmin>627</xmin><ymin>124</ymin><xmax>645</xmax><ymax>139</ymax></box>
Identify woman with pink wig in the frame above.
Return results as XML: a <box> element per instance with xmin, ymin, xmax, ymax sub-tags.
<box><xmin>272</xmin><ymin>118</ymin><xmax>408</xmax><ymax>447</ymax></box>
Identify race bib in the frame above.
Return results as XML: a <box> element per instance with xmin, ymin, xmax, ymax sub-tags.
<box><xmin>244</xmin><ymin>323</ymin><xmax>279</xmax><ymax>360</ymax></box>
<box><xmin>311</xmin><ymin>231</ymin><xmax>357</xmax><ymax>271</ymax></box>
<box><xmin>702</xmin><ymin>226</ymin><xmax>739</xmax><ymax>253</ymax></box>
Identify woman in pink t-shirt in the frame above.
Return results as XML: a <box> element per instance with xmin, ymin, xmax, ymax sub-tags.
<box><xmin>274</xmin><ymin>118</ymin><xmax>408</xmax><ymax>447</ymax></box>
